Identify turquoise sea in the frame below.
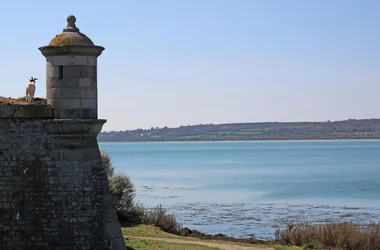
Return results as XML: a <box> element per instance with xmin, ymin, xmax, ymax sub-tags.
<box><xmin>99</xmin><ymin>140</ymin><xmax>380</xmax><ymax>239</ymax></box>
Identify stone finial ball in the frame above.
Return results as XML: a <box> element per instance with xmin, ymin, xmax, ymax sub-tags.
<box><xmin>67</xmin><ymin>15</ymin><xmax>76</xmax><ymax>25</ymax></box>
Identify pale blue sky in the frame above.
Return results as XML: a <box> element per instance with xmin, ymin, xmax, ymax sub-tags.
<box><xmin>1</xmin><ymin>0</ymin><xmax>379</xmax><ymax>131</ymax></box>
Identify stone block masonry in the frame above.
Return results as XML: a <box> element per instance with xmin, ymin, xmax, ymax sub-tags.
<box><xmin>0</xmin><ymin>101</ymin><xmax>126</xmax><ymax>250</ymax></box>
<box><xmin>45</xmin><ymin>55</ymin><xmax>98</xmax><ymax>119</ymax></box>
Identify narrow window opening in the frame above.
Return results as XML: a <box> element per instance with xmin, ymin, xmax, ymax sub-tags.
<box><xmin>59</xmin><ymin>66</ymin><xmax>63</xmax><ymax>79</ymax></box>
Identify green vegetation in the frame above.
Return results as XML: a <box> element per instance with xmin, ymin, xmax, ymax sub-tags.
<box><xmin>101</xmin><ymin>149</ymin><xmax>115</xmax><ymax>176</ymax></box>
<box><xmin>103</xmin><ymin>149</ymin><xmax>142</xmax><ymax>224</ymax></box>
<box><xmin>138</xmin><ymin>205</ymin><xmax>183</xmax><ymax>234</ymax></box>
<box><xmin>275</xmin><ymin>222</ymin><xmax>380</xmax><ymax>250</ymax></box>
<box><xmin>98</xmin><ymin>119</ymin><xmax>380</xmax><ymax>142</ymax></box>
<box><xmin>124</xmin><ymin>237</ymin><xmax>220</xmax><ymax>250</ymax></box>
<box><xmin>123</xmin><ymin>225</ymin><xmax>299</xmax><ymax>250</ymax></box>
<box><xmin>109</xmin><ymin>172</ymin><xmax>141</xmax><ymax>224</ymax></box>
<box><xmin>123</xmin><ymin>225</ymin><xmax>183</xmax><ymax>239</ymax></box>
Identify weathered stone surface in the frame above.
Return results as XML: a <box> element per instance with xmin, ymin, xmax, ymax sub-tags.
<box><xmin>90</xmin><ymin>78</ymin><xmax>97</xmax><ymax>89</ymax></box>
<box><xmin>0</xmin><ymin>116</ymin><xmax>125</xmax><ymax>250</ymax></box>
<box><xmin>44</xmin><ymin>54</ymin><xmax>99</xmax><ymax>120</ymax></box>
<box><xmin>80</xmin><ymin>99</ymin><xmax>97</xmax><ymax>109</ymax></box>
<box><xmin>42</xmin><ymin>119</ymin><xmax>106</xmax><ymax>135</ymax></box>
<box><xmin>54</xmin><ymin>55</ymin><xmax>69</xmax><ymax>65</ymax></box>
<box><xmin>62</xmin><ymin>65</ymin><xmax>81</xmax><ymax>78</ymax></box>
<box><xmin>47</xmin><ymin>78</ymin><xmax>81</xmax><ymax>89</ymax></box>
<box><xmin>79</xmin><ymin>78</ymin><xmax>91</xmax><ymax>88</ymax></box>
<box><xmin>50</xmin><ymin>108</ymin><xmax>98</xmax><ymax>120</ymax></box>
<box><xmin>0</xmin><ymin>103</ymin><xmax>53</xmax><ymax>118</ymax></box>
<box><xmin>46</xmin><ymin>66</ymin><xmax>59</xmax><ymax>78</ymax></box>
<box><xmin>49</xmin><ymin>98</ymin><xmax>81</xmax><ymax>109</ymax></box>
<box><xmin>46</xmin><ymin>78</ymin><xmax>62</xmax><ymax>89</ymax></box>
<box><xmin>54</xmin><ymin>88</ymin><xmax>97</xmax><ymax>99</ymax></box>
<box><xmin>52</xmin><ymin>55</ymin><xmax>92</xmax><ymax>66</ymax></box>
<box><xmin>68</xmin><ymin>55</ymin><xmax>88</xmax><ymax>65</ymax></box>
<box><xmin>88</xmin><ymin>56</ymin><xmax>97</xmax><ymax>66</ymax></box>
<box><xmin>46</xmin><ymin>56</ymin><xmax>54</xmax><ymax>67</ymax></box>
<box><xmin>46</xmin><ymin>88</ymin><xmax>62</xmax><ymax>99</ymax></box>
<box><xmin>39</xmin><ymin>45</ymin><xmax>105</xmax><ymax>57</ymax></box>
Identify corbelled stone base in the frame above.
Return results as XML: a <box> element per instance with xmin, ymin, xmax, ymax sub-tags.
<box><xmin>0</xmin><ymin>114</ymin><xmax>126</xmax><ymax>250</ymax></box>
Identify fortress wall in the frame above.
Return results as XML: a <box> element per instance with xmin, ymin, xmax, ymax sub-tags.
<box><xmin>0</xmin><ymin>103</ymin><xmax>124</xmax><ymax>250</ymax></box>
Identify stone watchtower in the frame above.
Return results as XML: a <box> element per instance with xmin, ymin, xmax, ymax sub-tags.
<box><xmin>39</xmin><ymin>15</ymin><xmax>103</xmax><ymax>119</ymax></box>
<box><xmin>37</xmin><ymin>15</ymin><xmax>127</xmax><ymax>250</ymax></box>
<box><xmin>0</xmin><ymin>16</ymin><xmax>126</xmax><ymax>250</ymax></box>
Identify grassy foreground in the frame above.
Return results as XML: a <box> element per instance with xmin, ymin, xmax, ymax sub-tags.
<box><xmin>123</xmin><ymin>225</ymin><xmax>299</xmax><ymax>250</ymax></box>
<box><xmin>125</xmin><ymin>237</ymin><xmax>220</xmax><ymax>250</ymax></box>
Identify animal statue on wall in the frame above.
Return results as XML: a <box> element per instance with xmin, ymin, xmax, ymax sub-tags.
<box><xmin>25</xmin><ymin>77</ymin><xmax>38</xmax><ymax>102</ymax></box>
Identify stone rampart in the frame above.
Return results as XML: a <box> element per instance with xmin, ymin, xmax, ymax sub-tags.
<box><xmin>0</xmin><ymin>100</ymin><xmax>125</xmax><ymax>250</ymax></box>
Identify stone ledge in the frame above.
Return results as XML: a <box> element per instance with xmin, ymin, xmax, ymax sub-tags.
<box><xmin>39</xmin><ymin>45</ymin><xmax>105</xmax><ymax>57</ymax></box>
<box><xmin>0</xmin><ymin>103</ymin><xmax>53</xmax><ymax>118</ymax></box>
<box><xmin>42</xmin><ymin>119</ymin><xmax>106</xmax><ymax>135</ymax></box>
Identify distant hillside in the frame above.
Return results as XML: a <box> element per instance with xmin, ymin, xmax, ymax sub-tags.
<box><xmin>98</xmin><ymin>119</ymin><xmax>380</xmax><ymax>142</ymax></box>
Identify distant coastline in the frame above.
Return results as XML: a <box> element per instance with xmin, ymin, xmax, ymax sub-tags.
<box><xmin>98</xmin><ymin>118</ymin><xmax>380</xmax><ymax>142</ymax></box>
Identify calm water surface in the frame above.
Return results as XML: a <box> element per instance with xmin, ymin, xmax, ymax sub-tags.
<box><xmin>99</xmin><ymin>140</ymin><xmax>380</xmax><ymax>239</ymax></box>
